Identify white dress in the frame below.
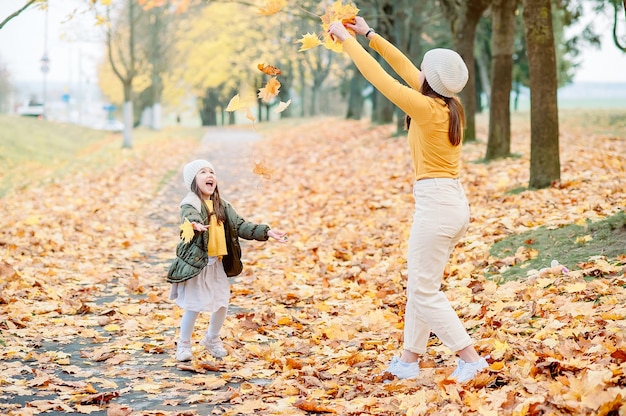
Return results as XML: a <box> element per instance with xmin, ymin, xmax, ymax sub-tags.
<box><xmin>169</xmin><ymin>257</ymin><xmax>230</xmax><ymax>312</ymax></box>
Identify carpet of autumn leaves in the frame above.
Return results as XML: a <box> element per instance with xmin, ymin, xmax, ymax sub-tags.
<box><xmin>1</xmin><ymin>113</ymin><xmax>625</xmax><ymax>416</ymax></box>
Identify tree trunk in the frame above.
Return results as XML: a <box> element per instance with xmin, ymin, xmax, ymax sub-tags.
<box><xmin>485</xmin><ymin>0</ymin><xmax>518</xmax><ymax>160</ymax></box>
<box><xmin>523</xmin><ymin>0</ymin><xmax>560</xmax><ymax>189</ymax></box>
<box><xmin>122</xmin><ymin>83</ymin><xmax>133</xmax><ymax>149</ymax></box>
<box><xmin>440</xmin><ymin>0</ymin><xmax>492</xmax><ymax>142</ymax></box>
<box><xmin>346</xmin><ymin>65</ymin><xmax>365</xmax><ymax>120</ymax></box>
<box><xmin>106</xmin><ymin>0</ymin><xmax>138</xmax><ymax>148</ymax></box>
<box><xmin>371</xmin><ymin>1</ymin><xmax>396</xmax><ymax>125</ymax></box>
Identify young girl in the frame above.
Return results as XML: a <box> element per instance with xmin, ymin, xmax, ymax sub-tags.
<box><xmin>328</xmin><ymin>17</ymin><xmax>488</xmax><ymax>383</ymax></box>
<box><xmin>167</xmin><ymin>159</ymin><xmax>287</xmax><ymax>361</ymax></box>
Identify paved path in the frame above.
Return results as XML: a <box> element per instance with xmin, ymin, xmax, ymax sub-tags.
<box><xmin>3</xmin><ymin>127</ymin><xmax>262</xmax><ymax>416</ymax></box>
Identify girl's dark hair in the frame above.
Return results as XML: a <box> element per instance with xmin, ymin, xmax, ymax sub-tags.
<box><xmin>190</xmin><ymin>180</ymin><xmax>226</xmax><ymax>224</ymax></box>
<box><xmin>405</xmin><ymin>79</ymin><xmax>465</xmax><ymax>146</ymax></box>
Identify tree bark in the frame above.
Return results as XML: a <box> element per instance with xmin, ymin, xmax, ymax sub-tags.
<box><xmin>107</xmin><ymin>0</ymin><xmax>138</xmax><ymax>149</ymax></box>
<box><xmin>346</xmin><ymin>66</ymin><xmax>365</xmax><ymax>120</ymax></box>
<box><xmin>523</xmin><ymin>0</ymin><xmax>561</xmax><ymax>189</ymax></box>
<box><xmin>485</xmin><ymin>0</ymin><xmax>518</xmax><ymax>160</ymax></box>
<box><xmin>439</xmin><ymin>0</ymin><xmax>492</xmax><ymax>142</ymax></box>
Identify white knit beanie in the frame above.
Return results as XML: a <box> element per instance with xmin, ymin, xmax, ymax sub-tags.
<box><xmin>421</xmin><ymin>48</ymin><xmax>469</xmax><ymax>98</ymax></box>
<box><xmin>183</xmin><ymin>159</ymin><xmax>215</xmax><ymax>190</ymax></box>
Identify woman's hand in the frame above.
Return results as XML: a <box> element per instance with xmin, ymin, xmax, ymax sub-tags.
<box><xmin>345</xmin><ymin>16</ymin><xmax>371</xmax><ymax>36</ymax></box>
<box><xmin>328</xmin><ymin>21</ymin><xmax>351</xmax><ymax>42</ymax></box>
<box><xmin>268</xmin><ymin>229</ymin><xmax>288</xmax><ymax>243</ymax></box>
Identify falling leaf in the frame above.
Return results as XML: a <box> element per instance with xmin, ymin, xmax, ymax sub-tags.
<box><xmin>258</xmin><ymin>63</ymin><xmax>282</xmax><ymax>76</ymax></box>
<box><xmin>253</xmin><ymin>161</ymin><xmax>274</xmax><ymax>179</ymax></box>
<box><xmin>180</xmin><ymin>217</ymin><xmax>195</xmax><ymax>243</ymax></box>
<box><xmin>225</xmin><ymin>94</ymin><xmax>246</xmax><ymax>112</ymax></box>
<box><xmin>245</xmin><ymin>108</ymin><xmax>256</xmax><ymax>122</ymax></box>
<box><xmin>297</xmin><ymin>33</ymin><xmax>323</xmax><ymax>51</ymax></box>
<box><xmin>258</xmin><ymin>77</ymin><xmax>281</xmax><ymax>103</ymax></box>
<box><xmin>258</xmin><ymin>0</ymin><xmax>286</xmax><ymax>16</ymax></box>
<box><xmin>275</xmin><ymin>99</ymin><xmax>291</xmax><ymax>113</ymax></box>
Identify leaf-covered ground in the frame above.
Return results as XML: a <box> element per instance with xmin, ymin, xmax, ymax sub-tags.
<box><xmin>1</xmin><ymin>113</ymin><xmax>625</xmax><ymax>416</ymax></box>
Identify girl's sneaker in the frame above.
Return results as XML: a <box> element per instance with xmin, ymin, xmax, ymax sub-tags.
<box><xmin>200</xmin><ymin>335</ymin><xmax>227</xmax><ymax>358</ymax></box>
<box><xmin>450</xmin><ymin>357</ymin><xmax>488</xmax><ymax>383</ymax></box>
<box><xmin>384</xmin><ymin>357</ymin><xmax>420</xmax><ymax>379</ymax></box>
<box><xmin>175</xmin><ymin>341</ymin><xmax>192</xmax><ymax>362</ymax></box>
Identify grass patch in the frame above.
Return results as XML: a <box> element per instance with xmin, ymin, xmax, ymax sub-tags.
<box><xmin>558</xmin><ymin>109</ymin><xmax>626</xmax><ymax>137</ymax></box>
<box><xmin>489</xmin><ymin>210</ymin><xmax>626</xmax><ymax>280</ymax></box>
<box><xmin>0</xmin><ymin>115</ymin><xmax>206</xmax><ymax>197</ymax></box>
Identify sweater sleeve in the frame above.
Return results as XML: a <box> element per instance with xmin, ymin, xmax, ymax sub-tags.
<box><xmin>342</xmin><ymin>36</ymin><xmax>432</xmax><ymax>121</ymax></box>
<box><xmin>370</xmin><ymin>35</ymin><xmax>422</xmax><ymax>91</ymax></box>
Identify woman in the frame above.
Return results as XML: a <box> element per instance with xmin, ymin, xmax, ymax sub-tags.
<box><xmin>328</xmin><ymin>17</ymin><xmax>488</xmax><ymax>383</ymax></box>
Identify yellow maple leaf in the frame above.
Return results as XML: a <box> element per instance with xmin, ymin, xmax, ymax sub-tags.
<box><xmin>320</xmin><ymin>0</ymin><xmax>359</xmax><ymax>26</ymax></box>
<box><xmin>258</xmin><ymin>77</ymin><xmax>281</xmax><ymax>103</ymax></box>
<box><xmin>258</xmin><ymin>0</ymin><xmax>286</xmax><ymax>16</ymax></box>
<box><xmin>297</xmin><ymin>33</ymin><xmax>323</xmax><ymax>51</ymax></box>
<box><xmin>323</xmin><ymin>30</ymin><xmax>345</xmax><ymax>53</ymax></box>
<box><xmin>274</xmin><ymin>99</ymin><xmax>291</xmax><ymax>113</ymax></box>
<box><xmin>225</xmin><ymin>94</ymin><xmax>246</xmax><ymax>112</ymax></box>
<box><xmin>180</xmin><ymin>218</ymin><xmax>195</xmax><ymax>243</ymax></box>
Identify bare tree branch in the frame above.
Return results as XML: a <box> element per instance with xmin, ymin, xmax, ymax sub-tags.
<box><xmin>0</xmin><ymin>0</ymin><xmax>39</xmax><ymax>31</ymax></box>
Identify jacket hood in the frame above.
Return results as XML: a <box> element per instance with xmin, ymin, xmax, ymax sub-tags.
<box><xmin>180</xmin><ymin>192</ymin><xmax>203</xmax><ymax>212</ymax></box>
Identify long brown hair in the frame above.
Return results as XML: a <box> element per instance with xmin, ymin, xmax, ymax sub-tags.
<box><xmin>405</xmin><ymin>79</ymin><xmax>465</xmax><ymax>146</ymax></box>
<box><xmin>191</xmin><ymin>180</ymin><xmax>226</xmax><ymax>224</ymax></box>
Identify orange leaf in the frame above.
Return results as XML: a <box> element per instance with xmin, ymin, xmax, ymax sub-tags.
<box><xmin>253</xmin><ymin>161</ymin><xmax>274</xmax><ymax>179</ymax></box>
<box><xmin>294</xmin><ymin>399</ymin><xmax>337</xmax><ymax>413</ymax></box>
<box><xmin>258</xmin><ymin>63</ymin><xmax>282</xmax><ymax>76</ymax></box>
<box><xmin>258</xmin><ymin>77</ymin><xmax>281</xmax><ymax>103</ymax></box>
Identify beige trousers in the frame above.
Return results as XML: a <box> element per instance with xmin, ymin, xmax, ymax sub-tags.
<box><xmin>403</xmin><ymin>178</ymin><xmax>473</xmax><ymax>354</ymax></box>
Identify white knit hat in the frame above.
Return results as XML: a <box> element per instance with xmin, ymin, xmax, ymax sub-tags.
<box><xmin>421</xmin><ymin>48</ymin><xmax>469</xmax><ymax>97</ymax></box>
<box><xmin>183</xmin><ymin>159</ymin><xmax>215</xmax><ymax>190</ymax></box>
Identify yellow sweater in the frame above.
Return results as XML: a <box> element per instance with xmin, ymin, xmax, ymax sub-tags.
<box><xmin>343</xmin><ymin>35</ymin><xmax>462</xmax><ymax>181</ymax></box>
<box><xmin>205</xmin><ymin>200</ymin><xmax>227</xmax><ymax>257</ymax></box>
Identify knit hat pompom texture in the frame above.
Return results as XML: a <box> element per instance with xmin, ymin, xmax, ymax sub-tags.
<box><xmin>422</xmin><ymin>48</ymin><xmax>469</xmax><ymax>98</ymax></box>
<box><xmin>183</xmin><ymin>159</ymin><xmax>215</xmax><ymax>190</ymax></box>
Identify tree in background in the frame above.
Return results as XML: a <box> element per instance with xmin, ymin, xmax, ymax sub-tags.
<box><xmin>0</xmin><ymin>60</ymin><xmax>12</xmax><ymax>113</ymax></box>
<box><xmin>439</xmin><ymin>0</ymin><xmax>492</xmax><ymax>143</ymax></box>
<box><xmin>485</xmin><ymin>0</ymin><xmax>519</xmax><ymax>160</ymax></box>
<box><xmin>103</xmin><ymin>0</ymin><xmax>142</xmax><ymax>148</ymax></box>
<box><xmin>523</xmin><ymin>0</ymin><xmax>561</xmax><ymax>189</ymax></box>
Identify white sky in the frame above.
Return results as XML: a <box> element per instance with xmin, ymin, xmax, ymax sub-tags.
<box><xmin>0</xmin><ymin>0</ymin><xmax>103</xmax><ymax>86</ymax></box>
<box><xmin>0</xmin><ymin>0</ymin><xmax>625</xmax><ymax>85</ymax></box>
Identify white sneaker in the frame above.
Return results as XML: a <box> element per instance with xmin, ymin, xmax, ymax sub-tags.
<box><xmin>200</xmin><ymin>335</ymin><xmax>227</xmax><ymax>358</ymax></box>
<box><xmin>175</xmin><ymin>342</ymin><xmax>192</xmax><ymax>362</ymax></box>
<box><xmin>384</xmin><ymin>357</ymin><xmax>420</xmax><ymax>379</ymax></box>
<box><xmin>450</xmin><ymin>357</ymin><xmax>488</xmax><ymax>383</ymax></box>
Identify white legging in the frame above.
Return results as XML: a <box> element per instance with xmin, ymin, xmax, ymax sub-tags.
<box><xmin>403</xmin><ymin>178</ymin><xmax>473</xmax><ymax>354</ymax></box>
<box><xmin>179</xmin><ymin>306</ymin><xmax>228</xmax><ymax>342</ymax></box>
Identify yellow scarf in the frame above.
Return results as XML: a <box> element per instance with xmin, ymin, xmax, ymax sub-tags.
<box><xmin>205</xmin><ymin>200</ymin><xmax>227</xmax><ymax>257</ymax></box>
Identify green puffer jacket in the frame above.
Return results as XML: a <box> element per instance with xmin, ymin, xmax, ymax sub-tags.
<box><xmin>167</xmin><ymin>192</ymin><xmax>270</xmax><ymax>283</ymax></box>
